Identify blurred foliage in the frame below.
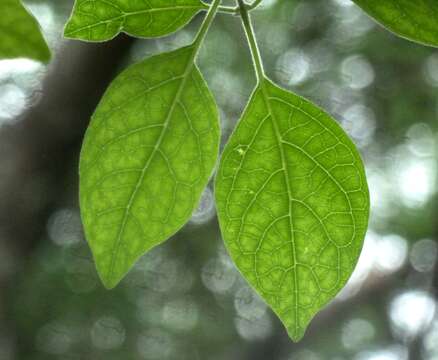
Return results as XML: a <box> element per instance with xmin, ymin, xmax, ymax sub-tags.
<box><xmin>1</xmin><ymin>0</ymin><xmax>438</xmax><ymax>359</ymax></box>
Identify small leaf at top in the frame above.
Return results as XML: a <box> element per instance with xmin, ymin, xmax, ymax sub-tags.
<box><xmin>80</xmin><ymin>45</ymin><xmax>220</xmax><ymax>288</ymax></box>
<box><xmin>215</xmin><ymin>77</ymin><xmax>370</xmax><ymax>341</ymax></box>
<box><xmin>0</xmin><ymin>0</ymin><xmax>50</xmax><ymax>62</ymax></box>
<box><xmin>64</xmin><ymin>0</ymin><xmax>208</xmax><ymax>41</ymax></box>
<box><xmin>352</xmin><ymin>0</ymin><xmax>438</xmax><ymax>47</ymax></box>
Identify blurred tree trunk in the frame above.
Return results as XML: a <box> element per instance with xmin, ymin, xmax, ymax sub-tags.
<box><xmin>0</xmin><ymin>35</ymin><xmax>134</xmax><ymax>258</ymax></box>
<box><xmin>0</xmin><ymin>35</ymin><xmax>134</xmax><ymax>356</ymax></box>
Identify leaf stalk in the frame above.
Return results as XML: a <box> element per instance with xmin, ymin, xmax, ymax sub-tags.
<box><xmin>193</xmin><ymin>0</ymin><xmax>222</xmax><ymax>52</ymax></box>
<box><xmin>237</xmin><ymin>0</ymin><xmax>265</xmax><ymax>82</ymax></box>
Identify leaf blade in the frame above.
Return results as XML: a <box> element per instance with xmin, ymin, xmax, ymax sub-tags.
<box><xmin>215</xmin><ymin>78</ymin><xmax>369</xmax><ymax>341</ymax></box>
<box><xmin>0</xmin><ymin>0</ymin><xmax>50</xmax><ymax>62</ymax></box>
<box><xmin>352</xmin><ymin>0</ymin><xmax>438</xmax><ymax>47</ymax></box>
<box><xmin>80</xmin><ymin>45</ymin><xmax>220</xmax><ymax>288</ymax></box>
<box><xmin>64</xmin><ymin>0</ymin><xmax>208</xmax><ymax>41</ymax></box>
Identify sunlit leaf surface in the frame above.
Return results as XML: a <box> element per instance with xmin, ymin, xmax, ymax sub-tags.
<box><xmin>353</xmin><ymin>0</ymin><xmax>438</xmax><ymax>47</ymax></box>
<box><xmin>215</xmin><ymin>77</ymin><xmax>370</xmax><ymax>341</ymax></box>
<box><xmin>0</xmin><ymin>0</ymin><xmax>50</xmax><ymax>62</ymax></box>
<box><xmin>79</xmin><ymin>45</ymin><xmax>220</xmax><ymax>288</ymax></box>
<box><xmin>64</xmin><ymin>0</ymin><xmax>207</xmax><ymax>41</ymax></box>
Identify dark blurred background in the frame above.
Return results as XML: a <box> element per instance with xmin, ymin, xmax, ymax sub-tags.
<box><xmin>1</xmin><ymin>0</ymin><xmax>438</xmax><ymax>359</ymax></box>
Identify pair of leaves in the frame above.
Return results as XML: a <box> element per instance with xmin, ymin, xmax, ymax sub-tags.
<box><xmin>82</xmin><ymin>55</ymin><xmax>369</xmax><ymax>340</ymax></box>
<box><xmin>0</xmin><ymin>0</ymin><xmax>50</xmax><ymax>62</ymax></box>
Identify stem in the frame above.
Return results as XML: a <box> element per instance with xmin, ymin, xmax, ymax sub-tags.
<box><xmin>218</xmin><ymin>5</ymin><xmax>237</xmax><ymax>14</ymax></box>
<box><xmin>237</xmin><ymin>0</ymin><xmax>265</xmax><ymax>82</ymax></box>
<box><xmin>247</xmin><ymin>0</ymin><xmax>263</xmax><ymax>11</ymax></box>
<box><xmin>193</xmin><ymin>0</ymin><xmax>222</xmax><ymax>52</ymax></box>
<box><xmin>216</xmin><ymin>0</ymin><xmax>264</xmax><ymax>15</ymax></box>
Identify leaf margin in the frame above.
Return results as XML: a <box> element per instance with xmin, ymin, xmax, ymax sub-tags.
<box><xmin>352</xmin><ymin>0</ymin><xmax>438</xmax><ymax>48</ymax></box>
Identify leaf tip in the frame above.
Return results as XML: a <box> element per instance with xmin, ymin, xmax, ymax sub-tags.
<box><xmin>287</xmin><ymin>326</ymin><xmax>306</xmax><ymax>343</ymax></box>
<box><xmin>96</xmin><ymin>266</ymin><xmax>122</xmax><ymax>290</ymax></box>
<box><xmin>93</xmin><ymin>255</ymin><xmax>125</xmax><ymax>290</ymax></box>
<box><xmin>100</xmin><ymin>278</ymin><xmax>119</xmax><ymax>290</ymax></box>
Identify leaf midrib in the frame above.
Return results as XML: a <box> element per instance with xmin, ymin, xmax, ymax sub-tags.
<box><xmin>106</xmin><ymin>46</ymin><xmax>198</xmax><ymax>284</ymax></box>
<box><xmin>65</xmin><ymin>5</ymin><xmax>204</xmax><ymax>36</ymax></box>
<box><xmin>258</xmin><ymin>80</ymin><xmax>360</xmax><ymax>337</ymax></box>
<box><xmin>259</xmin><ymin>78</ymin><xmax>300</xmax><ymax>337</ymax></box>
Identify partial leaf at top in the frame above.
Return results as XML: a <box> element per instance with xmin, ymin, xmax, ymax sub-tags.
<box><xmin>215</xmin><ymin>77</ymin><xmax>370</xmax><ymax>341</ymax></box>
<box><xmin>0</xmin><ymin>0</ymin><xmax>50</xmax><ymax>62</ymax></box>
<box><xmin>64</xmin><ymin>0</ymin><xmax>208</xmax><ymax>41</ymax></box>
<box><xmin>79</xmin><ymin>45</ymin><xmax>220</xmax><ymax>288</ymax></box>
<box><xmin>352</xmin><ymin>0</ymin><xmax>438</xmax><ymax>47</ymax></box>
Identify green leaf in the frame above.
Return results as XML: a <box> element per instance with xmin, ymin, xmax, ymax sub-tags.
<box><xmin>64</xmin><ymin>0</ymin><xmax>208</xmax><ymax>41</ymax></box>
<box><xmin>352</xmin><ymin>0</ymin><xmax>438</xmax><ymax>47</ymax></box>
<box><xmin>0</xmin><ymin>0</ymin><xmax>50</xmax><ymax>62</ymax></box>
<box><xmin>79</xmin><ymin>45</ymin><xmax>220</xmax><ymax>288</ymax></box>
<box><xmin>215</xmin><ymin>78</ymin><xmax>370</xmax><ymax>341</ymax></box>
